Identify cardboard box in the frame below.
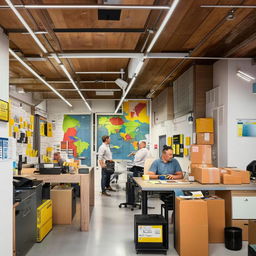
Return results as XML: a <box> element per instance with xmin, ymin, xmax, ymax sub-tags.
<box><xmin>196</xmin><ymin>133</ymin><xmax>214</xmax><ymax>145</ymax></box>
<box><xmin>224</xmin><ymin>168</ymin><xmax>250</xmax><ymax>184</ymax></box>
<box><xmin>193</xmin><ymin>167</ymin><xmax>220</xmax><ymax>184</ymax></box>
<box><xmin>204</xmin><ymin>197</ymin><xmax>225</xmax><ymax>243</ymax></box>
<box><xmin>175</xmin><ymin>197</ymin><xmax>208</xmax><ymax>256</ymax></box>
<box><xmin>50</xmin><ymin>187</ymin><xmax>75</xmax><ymax>225</ymax></box>
<box><xmin>221</xmin><ymin>174</ymin><xmax>242</xmax><ymax>184</ymax></box>
<box><xmin>249</xmin><ymin>220</ymin><xmax>256</xmax><ymax>244</ymax></box>
<box><xmin>190</xmin><ymin>145</ymin><xmax>212</xmax><ymax>164</ymax></box>
<box><xmin>190</xmin><ymin>163</ymin><xmax>213</xmax><ymax>176</ymax></box>
<box><xmin>196</xmin><ymin>118</ymin><xmax>214</xmax><ymax>133</ymax></box>
<box><xmin>232</xmin><ymin>219</ymin><xmax>248</xmax><ymax>241</ymax></box>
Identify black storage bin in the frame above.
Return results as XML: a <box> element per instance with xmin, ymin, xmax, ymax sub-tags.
<box><xmin>225</xmin><ymin>227</ymin><xmax>242</xmax><ymax>251</ymax></box>
<box><xmin>42</xmin><ymin>183</ymin><xmax>51</xmax><ymax>200</ymax></box>
<box><xmin>134</xmin><ymin>214</ymin><xmax>168</xmax><ymax>254</ymax></box>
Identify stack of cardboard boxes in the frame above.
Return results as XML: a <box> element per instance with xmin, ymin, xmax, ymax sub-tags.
<box><xmin>175</xmin><ymin>196</ymin><xmax>225</xmax><ymax>256</ymax></box>
<box><xmin>190</xmin><ymin>118</ymin><xmax>250</xmax><ymax>184</ymax></box>
<box><xmin>190</xmin><ymin>118</ymin><xmax>220</xmax><ymax>184</ymax></box>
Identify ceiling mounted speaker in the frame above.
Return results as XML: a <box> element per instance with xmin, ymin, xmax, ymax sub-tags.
<box><xmin>115</xmin><ymin>78</ymin><xmax>128</xmax><ymax>90</ymax></box>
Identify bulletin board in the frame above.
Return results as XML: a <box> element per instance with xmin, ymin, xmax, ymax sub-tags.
<box><xmin>172</xmin><ymin>134</ymin><xmax>184</xmax><ymax>157</ymax></box>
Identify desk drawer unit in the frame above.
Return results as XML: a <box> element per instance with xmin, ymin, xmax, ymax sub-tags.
<box><xmin>232</xmin><ymin>196</ymin><xmax>256</xmax><ymax>219</ymax></box>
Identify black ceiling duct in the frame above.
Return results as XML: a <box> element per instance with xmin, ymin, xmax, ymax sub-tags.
<box><xmin>98</xmin><ymin>9</ymin><xmax>121</xmax><ymax>20</ymax></box>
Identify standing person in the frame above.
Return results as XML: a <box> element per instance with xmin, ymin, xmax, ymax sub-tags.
<box><xmin>98</xmin><ymin>135</ymin><xmax>116</xmax><ymax>196</ymax></box>
<box><xmin>130</xmin><ymin>141</ymin><xmax>149</xmax><ymax>177</ymax></box>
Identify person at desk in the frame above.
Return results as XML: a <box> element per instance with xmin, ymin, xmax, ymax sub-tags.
<box><xmin>98</xmin><ymin>135</ymin><xmax>116</xmax><ymax>196</ymax></box>
<box><xmin>148</xmin><ymin>145</ymin><xmax>183</xmax><ymax>180</ymax></box>
<box><xmin>53</xmin><ymin>152</ymin><xmax>69</xmax><ymax>173</ymax></box>
<box><xmin>130</xmin><ymin>141</ymin><xmax>149</xmax><ymax>177</ymax></box>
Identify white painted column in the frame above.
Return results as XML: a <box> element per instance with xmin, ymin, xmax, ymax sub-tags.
<box><xmin>0</xmin><ymin>28</ymin><xmax>12</xmax><ymax>255</ymax></box>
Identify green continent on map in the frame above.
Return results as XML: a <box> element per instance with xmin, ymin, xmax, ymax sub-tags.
<box><xmin>63</xmin><ymin>115</ymin><xmax>80</xmax><ymax>133</ymax></box>
<box><xmin>99</xmin><ymin>116</ymin><xmax>122</xmax><ymax>135</ymax></box>
<box><xmin>123</xmin><ymin>121</ymin><xmax>141</xmax><ymax>138</ymax></box>
<box><xmin>74</xmin><ymin>140</ymin><xmax>89</xmax><ymax>156</ymax></box>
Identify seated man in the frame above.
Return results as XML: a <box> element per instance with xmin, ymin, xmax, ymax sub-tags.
<box><xmin>53</xmin><ymin>152</ymin><xmax>68</xmax><ymax>173</ymax></box>
<box><xmin>148</xmin><ymin>145</ymin><xmax>183</xmax><ymax>180</ymax></box>
<box><xmin>130</xmin><ymin>141</ymin><xmax>149</xmax><ymax>177</ymax></box>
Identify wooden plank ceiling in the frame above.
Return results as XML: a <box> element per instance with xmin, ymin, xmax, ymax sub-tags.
<box><xmin>1</xmin><ymin>0</ymin><xmax>256</xmax><ymax>101</ymax></box>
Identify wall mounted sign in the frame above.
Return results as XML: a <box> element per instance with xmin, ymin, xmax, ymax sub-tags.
<box><xmin>237</xmin><ymin>119</ymin><xmax>256</xmax><ymax>137</ymax></box>
<box><xmin>0</xmin><ymin>99</ymin><xmax>9</xmax><ymax>122</ymax></box>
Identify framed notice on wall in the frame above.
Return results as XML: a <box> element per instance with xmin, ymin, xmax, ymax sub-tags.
<box><xmin>0</xmin><ymin>99</ymin><xmax>9</xmax><ymax>122</ymax></box>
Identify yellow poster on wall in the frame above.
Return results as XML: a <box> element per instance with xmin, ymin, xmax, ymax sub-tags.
<box><xmin>40</xmin><ymin>123</ymin><xmax>45</xmax><ymax>136</ymax></box>
<box><xmin>0</xmin><ymin>100</ymin><xmax>9</xmax><ymax>122</ymax></box>
<box><xmin>47</xmin><ymin>122</ymin><xmax>53</xmax><ymax>137</ymax></box>
<box><xmin>167</xmin><ymin>137</ymin><xmax>172</xmax><ymax>146</ymax></box>
<box><xmin>185</xmin><ymin>136</ymin><xmax>191</xmax><ymax>146</ymax></box>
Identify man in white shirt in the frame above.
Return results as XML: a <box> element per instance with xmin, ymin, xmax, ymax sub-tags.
<box><xmin>98</xmin><ymin>135</ymin><xmax>115</xmax><ymax>196</ymax></box>
<box><xmin>130</xmin><ymin>141</ymin><xmax>149</xmax><ymax>177</ymax></box>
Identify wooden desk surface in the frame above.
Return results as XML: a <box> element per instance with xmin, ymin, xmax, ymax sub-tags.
<box><xmin>20</xmin><ymin>167</ymin><xmax>93</xmax><ymax>183</ymax></box>
<box><xmin>133</xmin><ymin>177</ymin><xmax>256</xmax><ymax>191</ymax></box>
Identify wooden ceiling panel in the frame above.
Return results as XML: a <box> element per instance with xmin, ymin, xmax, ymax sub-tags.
<box><xmin>10</xmin><ymin>61</ymin><xmax>38</xmax><ymax>78</ymax></box>
<box><xmin>70</xmin><ymin>58</ymin><xmax>129</xmax><ymax>71</ymax></box>
<box><xmin>9</xmin><ymin>34</ymin><xmax>49</xmax><ymax>54</ymax></box>
<box><xmin>56</xmin><ymin>32</ymin><xmax>141</xmax><ymax>50</ymax></box>
<box><xmin>42</xmin><ymin>0</ymin><xmax>154</xmax><ymax>29</ymax></box>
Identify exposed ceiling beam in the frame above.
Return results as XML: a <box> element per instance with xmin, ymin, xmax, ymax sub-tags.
<box><xmin>9</xmin><ymin>49</ymin><xmax>73</xmax><ymax>107</ymax></box>
<box><xmin>51</xmin><ymin>53</ymin><xmax>144</xmax><ymax>59</ymax></box>
<box><xmin>7</xmin><ymin>28</ymin><xmax>146</xmax><ymax>33</ymax></box>
<box><xmin>201</xmin><ymin>5</ymin><xmax>256</xmax><ymax>9</ymax></box>
<box><xmin>76</xmin><ymin>71</ymin><xmax>125</xmax><ymax>75</ymax></box>
<box><xmin>0</xmin><ymin>4</ymin><xmax>171</xmax><ymax>10</ymax></box>
<box><xmin>9</xmin><ymin>78</ymin><xmax>117</xmax><ymax>84</ymax></box>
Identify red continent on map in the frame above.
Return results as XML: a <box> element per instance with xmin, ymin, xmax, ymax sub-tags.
<box><xmin>134</xmin><ymin>103</ymin><xmax>146</xmax><ymax>116</ymax></box>
<box><xmin>63</xmin><ymin>127</ymin><xmax>78</xmax><ymax>157</ymax></box>
<box><xmin>110</xmin><ymin>117</ymin><xmax>124</xmax><ymax>125</ymax></box>
<box><xmin>125</xmin><ymin>134</ymin><xmax>132</xmax><ymax>140</ymax></box>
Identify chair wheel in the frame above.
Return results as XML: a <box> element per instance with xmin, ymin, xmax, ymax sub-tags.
<box><xmin>119</xmin><ymin>205</ymin><xmax>121</xmax><ymax>208</ymax></box>
<box><xmin>131</xmin><ymin>208</ymin><xmax>134</xmax><ymax>211</ymax></box>
<box><xmin>125</xmin><ymin>205</ymin><xmax>127</xmax><ymax>208</ymax></box>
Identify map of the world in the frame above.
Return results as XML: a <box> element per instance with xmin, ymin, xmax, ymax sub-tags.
<box><xmin>97</xmin><ymin>100</ymin><xmax>150</xmax><ymax>160</ymax></box>
<box><xmin>62</xmin><ymin>114</ymin><xmax>91</xmax><ymax>166</ymax></box>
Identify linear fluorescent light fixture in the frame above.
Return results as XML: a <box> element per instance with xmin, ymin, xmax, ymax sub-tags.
<box><xmin>5</xmin><ymin>0</ymin><xmax>48</xmax><ymax>53</ymax></box>
<box><xmin>76</xmin><ymin>71</ymin><xmax>125</xmax><ymax>74</ymax></box>
<box><xmin>146</xmin><ymin>0</ymin><xmax>180</xmax><ymax>53</ymax></box>
<box><xmin>115</xmin><ymin>0</ymin><xmax>179</xmax><ymax>113</ymax></box>
<box><xmin>9</xmin><ymin>49</ymin><xmax>72</xmax><ymax>107</ymax></box>
<box><xmin>237</xmin><ymin>70</ymin><xmax>255</xmax><ymax>80</ymax></box>
<box><xmin>59</xmin><ymin>64</ymin><xmax>92</xmax><ymax>111</ymax></box>
<box><xmin>0</xmin><ymin>4</ymin><xmax>170</xmax><ymax>10</ymax></box>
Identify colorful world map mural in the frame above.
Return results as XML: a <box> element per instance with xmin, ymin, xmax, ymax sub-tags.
<box><xmin>97</xmin><ymin>100</ymin><xmax>150</xmax><ymax>159</ymax></box>
<box><xmin>62</xmin><ymin>115</ymin><xmax>91</xmax><ymax>166</ymax></box>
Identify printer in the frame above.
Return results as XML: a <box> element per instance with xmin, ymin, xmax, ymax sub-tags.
<box><xmin>38</xmin><ymin>163</ymin><xmax>64</xmax><ymax>174</ymax></box>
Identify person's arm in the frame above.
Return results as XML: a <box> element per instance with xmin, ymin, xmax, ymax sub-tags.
<box><xmin>98</xmin><ymin>146</ymin><xmax>106</xmax><ymax>168</ymax></box>
<box><xmin>167</xmin><ymin>160</ymin><xmax>183</xmax><ymax>180</ymax></box>
<box><xmin>147</xmin><ymin>160</ymin><xmax>159</xmax><ymax>179</ymax></box>
<box><xmin>166</xmin><ymin>172</ymin><xmax>183</xmax><ymax>180</ymax></box>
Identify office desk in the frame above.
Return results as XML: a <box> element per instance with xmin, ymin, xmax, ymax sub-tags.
<box><xmin>133</xmin><ymin>177</ymin><xmax>256</xmax><ymax>214</ymax></box>
<box><xmin>20</xmin><ymin>167</ymin><xmax>95</xmax><ymax>232</ymax></box>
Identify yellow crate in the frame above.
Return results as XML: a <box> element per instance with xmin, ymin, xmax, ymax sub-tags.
<box><xmin>37</xmin><ymin>200</ymin><xmax>52</xmax><ymax>227</ymax></box>
<box><xmin>37</xmin><ymin>218</ymin><xmax>52</xmax><ymax>242</ymax></box>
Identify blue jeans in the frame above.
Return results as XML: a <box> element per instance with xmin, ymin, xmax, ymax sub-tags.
<box><xmin>101</xmin><ymin>168</ymin><xmax>111</xmax><ymax>192</ymax></box>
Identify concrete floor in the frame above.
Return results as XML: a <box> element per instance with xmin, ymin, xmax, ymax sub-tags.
<box><xmin>27</xmin><ymin>170</ymin><xmax>248</xmax><ymax>256</ymax></box>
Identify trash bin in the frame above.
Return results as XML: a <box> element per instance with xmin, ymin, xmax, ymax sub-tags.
<box><xmin>225</xmin><ymin>227</ymin><xmax>242</xmax><ymax>251</ymax></box>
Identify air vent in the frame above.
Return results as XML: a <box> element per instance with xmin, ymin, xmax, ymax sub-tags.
<box><xmin>98</xmin><ymin>9</ymin><xmax>121</xmax><ymax>20</ymax></box>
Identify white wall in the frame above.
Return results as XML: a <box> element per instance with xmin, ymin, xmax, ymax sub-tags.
<box><xmin>47</xmin><ymin>99</ymin><xmax>115</xmax><ymax>114</ymax></box>
<box><xmin>227</xmin><ymin>60</ymin><xmax>256</xmax><ymax>169</ymax></box>
<box><xmin>213</xmin><ymin>60</ymin><xmax>256</xmax><ymax>169</ymax></box>
<box><xmin>0</xmin><ymin>29</ymin><xmax>12</xmax><ymax>256</ymax></box>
